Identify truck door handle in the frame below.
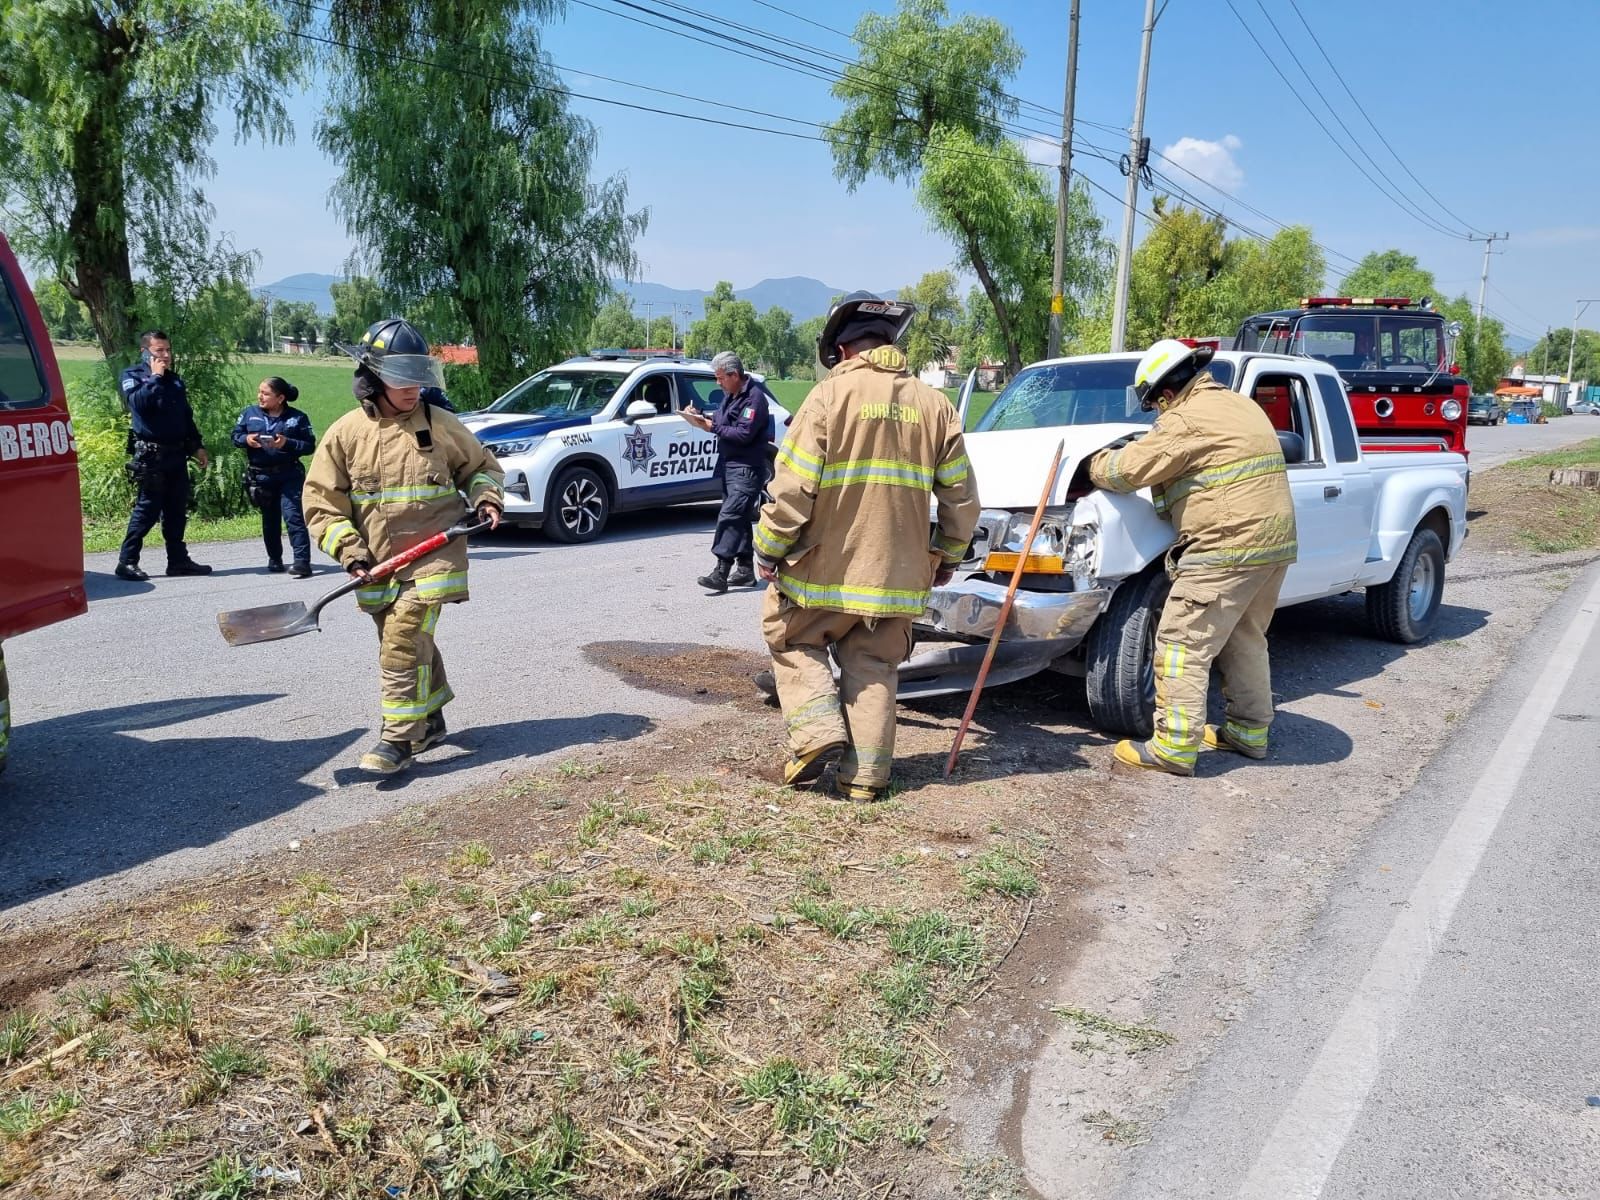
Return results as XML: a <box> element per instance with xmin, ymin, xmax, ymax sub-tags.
<box><xmin>1323</xmin><ymin>485</ymin><xmax>1342</xmax><ymax>499</ymax></box>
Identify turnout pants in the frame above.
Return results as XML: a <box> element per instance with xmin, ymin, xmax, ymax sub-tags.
<box><xmin>119</xmin><ymin>461</ymin><xmax>191</xmax><ymax>566</ymax></box>
<box><xmin>761</xmin><ymin>587</ymin><xmax>913</xmax><ymax>789</ymax></box>
<box><xmin>369</xmin><ymin>586</ymin><xmax>454</xmax><ymax>742</ymax></box>
<box><xmin>710</xmin><ymin>461</ymin><xmax>763</xmax><ymax>563</ymax></box>
<box><xmin>258</xmin><ymin>468</ymin><xmax>311</xmax><ymax>566</ymax></box>
<box><xmin>1150</xmin><ymin>562</ymin><xmax>1289</xmax><ymax>769</ymax></box>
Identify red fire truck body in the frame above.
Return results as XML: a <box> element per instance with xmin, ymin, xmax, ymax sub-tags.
<box><xmin>1234</xmin><ymin>298</ymin><xmax>1470</xmax><ymax>458</ymax></box>
<box><xmin>1</xmin><ymin>230</ymin><xmax>87</xmax><ymax>771</ymax></box>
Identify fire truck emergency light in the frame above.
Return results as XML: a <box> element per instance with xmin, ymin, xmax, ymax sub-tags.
<box><xmin>1299</xmin><ymin>297</ymin><xmax>1417</xmax><ymax>309</ymax></box>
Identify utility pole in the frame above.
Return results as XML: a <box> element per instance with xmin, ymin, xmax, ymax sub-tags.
<box><xmin>1566</xmin><ymin>299</ymin><xmax>1597</xmax><ymax>405</ymax></box>
<box><xmin>1109</xmin><ymin>0</ymin><xmax>1158</xmax><ymax>354</ymax></box>
<box><xmin>1469</xmin><ymin>231</ymin><xmax>1508</xmax><ymax>341</ymax></box>
<box><xmin>1046</xmin><ymin>0</ymin><xmax>1082</xmax><ymax>360</ymax></box>
<box><xmin>640</xmin><ymin>301</ymin><xmax>654</xmax><ymax>349</ymax></box>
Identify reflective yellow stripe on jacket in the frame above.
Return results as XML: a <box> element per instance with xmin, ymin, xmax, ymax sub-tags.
<box><xmin>352</xmin><ymin>483</ymin><xmax>460</xmax><ymax>507</ymax></box>
<box><xmin>1163</xmin><ymin>452</ymin><xmax>1287</xmax><ymax>505</ymax></box>
<box><xmin>774</xmin><ymin>572</ymin><xmax>930</xmax><ymax>617</ymax></box>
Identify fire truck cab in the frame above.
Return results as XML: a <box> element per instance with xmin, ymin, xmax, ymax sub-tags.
<box><xmin>1235</xmin><ymin>297</ymin><xmax>1469</xmax><ymax>457</ymax></box>
<box><xmin>0</xmin><ymin>231</ymin><xmax>87</xmax><ymax>775</ymax></box>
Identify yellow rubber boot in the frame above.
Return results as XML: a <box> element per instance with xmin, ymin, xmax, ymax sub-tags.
<box><xmin>1112</xmin><ymin>738</ymin><xmax>1194</xmax><ymax>777</ymax></box>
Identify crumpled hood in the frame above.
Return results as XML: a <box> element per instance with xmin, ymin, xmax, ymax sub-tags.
<box><xmin>965</xmin><ymin>423</ymin><xmax>1151</xmax><ymax>508</ymax></box>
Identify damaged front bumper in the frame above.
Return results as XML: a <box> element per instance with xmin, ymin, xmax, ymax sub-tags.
<box><xmin>898</xmin><ymin>578</ymin><xmax>1112</xmax><ymax>699</ymax></box>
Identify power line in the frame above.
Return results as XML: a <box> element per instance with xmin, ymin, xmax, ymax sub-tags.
<box><xmin>1247</xmin><ymin>0</ymin><xmax>1473</xmax><ymax>242</ymax></box>
<box><xmin>1286</xmin><ymin>0</ymin><xmax>1486</xmax><ymax>238</ymax></box>
<box><xmin>1222</xmin><ymin>0</ymin><xmax>1473</xmax><ymax>242</ymax></box>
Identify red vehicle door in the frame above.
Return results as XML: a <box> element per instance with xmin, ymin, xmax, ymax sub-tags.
<box><xmin>0</xmin><ymin>232</ymin><xmax>87</xmax><ymax>639</ymax></box>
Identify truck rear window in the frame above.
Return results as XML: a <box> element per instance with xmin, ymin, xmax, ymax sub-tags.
<box><xmin>0</xmin><ymin>273</ymin><xmax>51</xmax><ymax>410</ymax></box>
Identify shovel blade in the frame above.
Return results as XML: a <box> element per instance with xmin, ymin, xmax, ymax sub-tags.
<box><xmin>217</xmin><ymin>600</ymin><xmax>320</xmax><ymax>646</ymax></box>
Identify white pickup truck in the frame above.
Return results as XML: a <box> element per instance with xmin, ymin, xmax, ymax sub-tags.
<box><xmin>903</xmin><ymin>350</ymin><xmax>1469</xmax><ymax>737</ymax></box>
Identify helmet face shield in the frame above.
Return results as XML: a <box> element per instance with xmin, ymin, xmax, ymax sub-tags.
<box><xmin>369</xmin><ymin>352</ymin><xmax>445</xmax><ymax>391</ymax></box>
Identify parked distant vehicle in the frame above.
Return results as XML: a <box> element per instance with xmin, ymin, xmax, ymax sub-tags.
<box><xmin>1467</xmin><ymin>394</ymin><xmax>1502</xmax><ymax>425</ymax></box>
<box><xmin>1506</xmin><ymin>401</ymin><xmax>1545</xmax><ymax>424</ymax></box>
<box><xmin>1567</xmin><ymin>400</ymin><xmax>1600</xmax><ymax>416</ymax></box>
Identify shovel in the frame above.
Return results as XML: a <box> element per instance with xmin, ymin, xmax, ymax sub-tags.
<box><xmin>217</xmin><ymin>518</ymin><xmax>491</xmax><ymax>647</ymax></box>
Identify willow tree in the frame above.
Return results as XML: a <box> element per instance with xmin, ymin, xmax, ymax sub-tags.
<box><xmin>318</xmin><ymin>0</ymin><xmax>646</xmax><ymax>390</ymax></box>
<box><xmin>0</xmin><ymin>0</ymin><xmax>299</xmax><ymax>363</ymax></box>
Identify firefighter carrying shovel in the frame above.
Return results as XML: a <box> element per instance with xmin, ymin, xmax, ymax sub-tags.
<box><xmin>304</xmin><ymin>319</ymin><xmax>505</xmax><ymax>775</ymax></box>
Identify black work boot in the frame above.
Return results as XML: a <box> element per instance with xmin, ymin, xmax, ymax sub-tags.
<box><xmin>166</xmin><ymin>559</ymin><xmax>213</xmax><ymax>576</ymax></box>
<box><xmin>359</xmin><ymin>739</ymin><xmax>414</xmax><ymax>775</ymax></box>
<box><xmin>414</xmin><ymin>713</ymin><xmax>448</xmax><ymax>753</ymax></box>
<box><xmin>289</xmin><ymin>561</ymin><xmax>313</xmax><ymax>579</ymax></box>
<box><xmin>114</xmin><ymin>562</ymin><xmax>149</xmax><ymax>582</ymax></box>
<box><xmin>267</xmin><ymin>560</ymin><xmax>287</xmax><ymax>574</ymax></box>
<box><xmin>727</xmin><ymin>557</ymin><xmax>756</xmax><ymax>587</ymax></box>
<box><xmin>697</xmin><ymin>559</ymin><xmax>731</xmax><ymax>593</ymax></box>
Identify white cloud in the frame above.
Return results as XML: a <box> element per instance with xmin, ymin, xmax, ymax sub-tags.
<box><xmin>1161</xmin><ymin>134</ymin><xmax>1244</xmax><ymax>193</ymax></box>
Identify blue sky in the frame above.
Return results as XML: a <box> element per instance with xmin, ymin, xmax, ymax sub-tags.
<box><xmin>206</xmin><ymin>0</ymin><xmax>1599</xmax><ymax>346</ymax></box>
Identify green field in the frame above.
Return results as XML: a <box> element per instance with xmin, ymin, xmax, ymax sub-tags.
<box><xmin>56</xmin><ymin>347</ymin><xmax>362</xmax><ymax>436</ymax></box>
<box><xmin>55</xmin><ymin>349</ymin><xmax>998</xmax><ymax>428</ymax></box>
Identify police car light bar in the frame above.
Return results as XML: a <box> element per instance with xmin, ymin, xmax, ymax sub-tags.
<box><xmin>1300</xmin><ymin>297</ymin><xmax>1416</xmax><ymax>309</ymax></box>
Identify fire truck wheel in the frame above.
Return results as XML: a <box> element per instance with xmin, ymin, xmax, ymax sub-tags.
<box><xmin>1366</xmin><ymin>527</ymin><xmax>1445</xmax><ymax>644</ymax></box>
<box><xmin>1084</xmin><ymin>565</ymin><xmax>1171</xmax><ymax>739</ymax></box>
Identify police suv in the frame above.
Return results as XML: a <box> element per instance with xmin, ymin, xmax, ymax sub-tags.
<box><xmin>458</xmin><ymin>352</ymin><xmax>790</xmax><ymax>542</ymax></box>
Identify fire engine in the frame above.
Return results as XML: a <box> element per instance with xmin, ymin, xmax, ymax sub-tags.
<box><xmin>0</xmin><ymin>231</ymin><xmax>87</xmax><ymax>774</ymax></box>
<box><xmin>1234</xmin><ymin>297</ymin><xmax>1469</xmax><ymax>457</ymax></box>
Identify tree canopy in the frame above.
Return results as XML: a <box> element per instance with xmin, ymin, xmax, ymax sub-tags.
<box><xmin>0</xmin><ymin>0</ymin><xmax>301</xmax><ymax>363</ymax></box>
<box><xmin>319</xmin><ymin>0</ymin><xmax>646</xmax><ymax>391</ymax></box>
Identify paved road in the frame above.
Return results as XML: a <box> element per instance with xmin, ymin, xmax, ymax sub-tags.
<box><xmin>4</xmin><ymin>417</ymin><xmax>1593</xmax><ymax>926</ymax></box>
<box><xmin>1105</xmin><ymin>559</ymin><xmax>1600</xmax><ymax>1199</ymax></box>
<box><xmin>1</xmin><ymin>504</ymin><xmax>770</xmax><ymax>922</ymax></box>
<box><xmin>1465</xmin><ymin>414</ymin><xmax>1600</xmax><ymax>467</ymax></box>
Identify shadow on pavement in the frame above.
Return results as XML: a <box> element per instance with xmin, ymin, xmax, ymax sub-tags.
<box><xmin>0</xmin><ymin>694</ymin><xmax>365</xmax><ymax>910</ymax></box>
<box><xmin>329</xmin><ymin>712</ymin><xmax>657</xmax><ymax>791</ymax></box>
<box><xmin>1</xmin><ymin>697</ymin><xmax>660</xmax><ymax>910</ymax></box>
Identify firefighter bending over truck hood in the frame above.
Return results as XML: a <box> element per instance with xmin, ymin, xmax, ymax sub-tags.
<box><xmin>1088</xmin><ymin>338</ymin><xmax>1299</xmax><ymax>776</ymax></box>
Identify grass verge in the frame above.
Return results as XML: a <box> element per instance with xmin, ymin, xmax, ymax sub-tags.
<box><xmin>0</xmin><ymin>713</ymin><xmax>1061</xmax><ymax>1197</ymax></box>
<box><xmin>1467</xmin><ymin>438</ymin><xmax>1600</xmax><ymax>555</ymax></box>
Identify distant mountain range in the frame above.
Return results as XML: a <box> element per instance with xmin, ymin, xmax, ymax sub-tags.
<box><xmin>252</xmin><ymin>273</ymin><xmax>894</xmax><ymax>322</ymax></box>
<box><xmin>1504</xmin><ymin>333</ymin><xmax>1537</xmax><ymax>355</ymax></box>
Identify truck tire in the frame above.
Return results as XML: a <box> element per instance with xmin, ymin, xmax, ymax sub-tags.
<box><xmin>546</xmin><ymin>466</ymin><xmax>610</xmax><ymax>543</ymax></box>
<box><xmin>1366</xmin><ymin>527</ymin><xmax>1445</xmax><ymax>644</ymax></box>
<box><xmin>1085</xmin><ymin>567</ymin><xmax>1171</xmax><ymax>739</ymax></box>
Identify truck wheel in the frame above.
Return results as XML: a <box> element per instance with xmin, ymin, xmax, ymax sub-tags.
<box><xmin>547</xmin><ymin>466</ymin><xmax>610</xmax><ymax>543</ymax></box>
<box><xmin>1085</xmin><ymin>567</ymin><xmax>1171</xmax><ymax>739</ymax></box>
<box><xmin>1366</xmin><ymin>527</ymin><xmax>1445</xmax><ymax>643</ymax></box>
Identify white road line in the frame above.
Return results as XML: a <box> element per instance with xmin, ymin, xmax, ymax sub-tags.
<box><xmin>1238</xmin><ymin>568</ymin><xmax>1600</xmax><ymax>1200</ymax></box>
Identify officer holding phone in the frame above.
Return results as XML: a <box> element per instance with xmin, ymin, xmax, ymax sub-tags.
<box><xmin>115</xmin><ymin>329</ymin><xmax>211</xmax><ymax>581</ymax></box>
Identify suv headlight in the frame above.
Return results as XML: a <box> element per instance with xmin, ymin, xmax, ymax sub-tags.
<box><xmin>486</xmin><ymin>436</ymin><xmax>543</xmax><ymax>458</ymax></box>
<box><xmin>983</xmin><ymin>507</ymin><xmax>1069</xmax><ymax>574</ymax></box>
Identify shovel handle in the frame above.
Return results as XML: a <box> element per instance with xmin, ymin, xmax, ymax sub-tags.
<box><xmin>365</xmin><ymin>518</ymin><xmax>493</xmax><ymax>583</ymax></box>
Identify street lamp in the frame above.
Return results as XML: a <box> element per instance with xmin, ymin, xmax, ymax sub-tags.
<box><xmin>1567</xmin><ymin>299</ymin><xmax>1598</xmax><ymax>408</ymax></box>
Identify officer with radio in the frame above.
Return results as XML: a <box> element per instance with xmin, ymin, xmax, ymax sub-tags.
<box><xmin>115</xmin><ymin>329</ymin><xmax>211</xmax><ymax>581</ymax></box>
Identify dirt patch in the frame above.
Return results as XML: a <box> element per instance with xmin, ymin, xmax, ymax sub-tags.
<box><xmin>584</xmin><ymin>640</ymin><xmax>771</xmax><ymax>708</ymax></box>
<box><xmin>1468</xmin><ymin>442</ymin><xmax>1600</xmax><ymax>554</ymax></box>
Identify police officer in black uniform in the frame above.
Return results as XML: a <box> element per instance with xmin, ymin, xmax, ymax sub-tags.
<box><xmin>115</xmin><ymin>329</ymin><xmax>211</xmax><ymax>581</ymax></box>
<box><xmin>681</xmin><ymin>350</ymin><xmax>774</xmax><ymax>592</ymax></box>
<box><xmin>232</xmin><ymin>376</ymin><xmax>317</xmax><ymax>576</ymax></box>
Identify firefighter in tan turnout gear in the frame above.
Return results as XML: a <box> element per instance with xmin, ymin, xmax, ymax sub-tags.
<box><xmin>753</xmin><ymin>292</ymin><xmax>980</xmax><ymax>802</ymax></box>
<box><xmin>1088</xmin><ymin>339</ymin><xmax>1298</xmax><ymax>776</ymax></box>
<box><xmin>304</xmin><ymin>318</ymin><xmax>505</xmax><ymax>775</ymax></box>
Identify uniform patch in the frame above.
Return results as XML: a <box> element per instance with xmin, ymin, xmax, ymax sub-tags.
<box><xmin>743</xmin><ymin>406</ymin><xmax>754</xmax><ymax>420</ymax></box>
<box><xmin>622</xmin><ymin>426</ymin><xmax>657</xmax><ymax>474</ymax></box>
